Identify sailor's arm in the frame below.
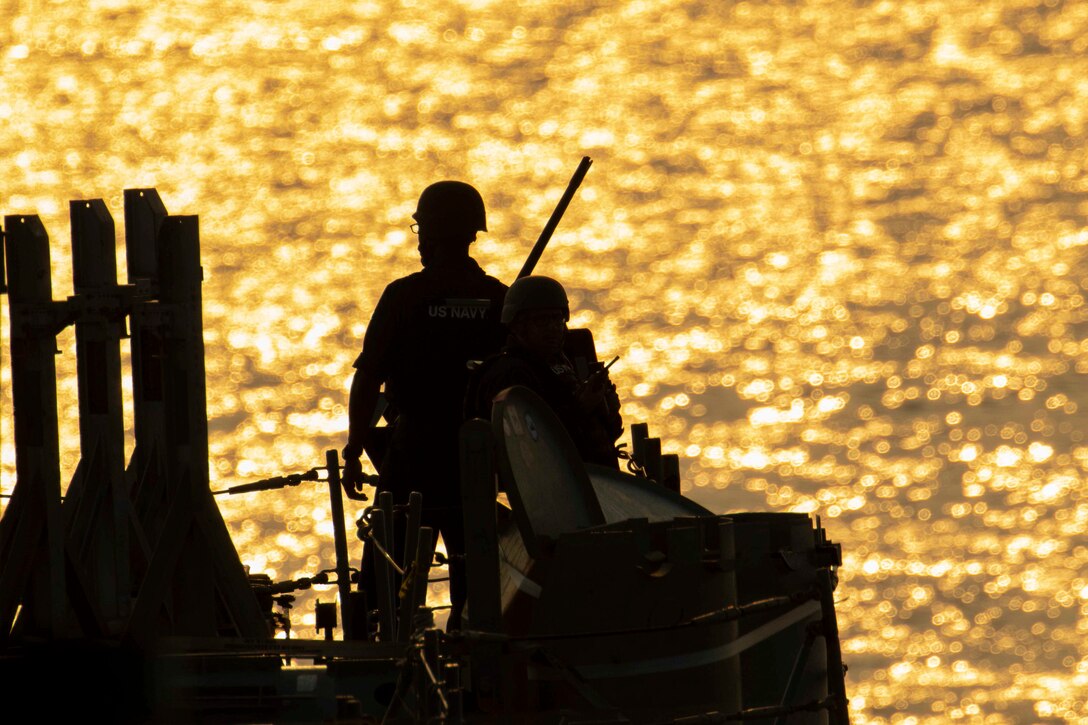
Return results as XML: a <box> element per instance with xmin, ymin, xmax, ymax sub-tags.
<box><xmin>343</xmin><ymin>284</ymin><xmax>400</xmax><ymax>495</ymax></box>
<box><xmin>342</xmin><ymin>366</ymin><xmax>381</xmax><ymax>498</ymax></box>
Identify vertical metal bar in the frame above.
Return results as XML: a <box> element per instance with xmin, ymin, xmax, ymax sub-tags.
<box><xmin>630</xmin><ymin>422</ymin><xmax>648</xmax><ymax>465</ymax></box>
<box><xmin>123</xmin><ymin>189</ymin><xmax>168</xmax><ymax>536</ymax></box>
<box><xmin>0</xmin><ymin>223</ymin><xmax>6</xmax><ymax>294</ymax></box>
<box><xmin>459</xmin><ymin>418</ymin><xmax>505</xmax><ymax>708</ymax></box>
<box><xmin>402</xmin><ymin>491</ymin><xmax>422</xmax><ymax>584</ymax></box>
<box><xmin>423</xmin><ymin>627</ymin><xmax>443</xmax><ymax>714</ymax></box>
<box><xmin>0</xmin><ymin>215</ymin><xmax>67</xmax><ymax>639</ymax></box>
<box><xmin>129</xmin><ymin>213</ymin><xmax>267</xmax><ymax>640</ymax></box>
<box><xmin>662</xmin><ymin>453</ymin><xmax>681</xmax><ymax>492</ymax></box>
<box><xmin>158</xmin><ymin>216</ymin><xmax>206</xmax><ymax>492</ymax></box>
<box><xmin>378</xmin><ymin>490</ymin><xmax>397</xmax><ymax>600</ymax></box>
<box><xmin>460</xmin><ymin>419</ymin><xmax>501</xmax><ymax>632</ymax></box>
<box><xmin>644</xmin><ymin>436</ymin><xmax>663</xmax><ymax>484</ymax></box>
<box><xmin>126</xmin><ymin>216</ymin><xmax>212</xmax><ymax>641</ymax></box>
<box><xmin>444</xmin><ymin>660</ymin><xmax>464</xmax><ymax>724</ymax></box>
<box><xmin>123</xmin><ymin>188</ymin><xmax>166</xmax><ymax>282</ymax></box>
<box><xmin>325</xmin><ymin>449</ymin><xmax>354</xmax><ymax>640</ymax></box>
<box><xmin>370</xmin><ymin>509</ymin><xmax>396</xmax><ymax>641</ymax></box>
<box><xmin>66</xmin><ymin>198</ymin><xmax>130</xmax><ymax>628</ymax></box>
<box><xmin>398</xmin><ymin>526</ymin><xmax>432</xmax><ymax>642</ymax></box>
<box><xmin>396</xmin><ymin>492</ymin><xmax>423</xmax><ymax>642</ymax></box>
<box><xmin>163</xmin><ymin>215</ymin><xmax>267</xmax><ymax>637</ymax></box>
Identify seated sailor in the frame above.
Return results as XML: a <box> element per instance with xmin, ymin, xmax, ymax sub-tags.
<box><xmin>466</xmin><ymin>275</ymin><xmax>623</xmax><ymax>469</ymax></box>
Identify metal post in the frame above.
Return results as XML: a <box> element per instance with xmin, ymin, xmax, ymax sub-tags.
<box><xmin>630</xmin><ymin>422</ymin><xmax>648</xmax><ymax>469</ymax></box>
<box><xmin>644</xmin><ymin>436</ymin><xmax>663</xmax><ymax>484</ymax></box>
<box><xmin>158</xmin><ymin>216</ymin><xmax>207</xmax><ymax>498</ymax></box>
<box><xmin>123</xmin><ymin>189</ymin><xmax>168</xmax><ymax>540</ymax></box>
<box><xmin>459</xmin><ymin>418</ymin><xmax>504</xmax><ymax>708</ymax></box>
<box><xmin>378</xmin><ymin>490</ymin><xmax>397</xmax><ymax>610</ymax></box>
<box><xmin>444</xmin><ymin>660</ymin><xmax>464</xmax><ymax>724</ymax></box>
<box><xmin>325</xmin><ymin>449</ymin><xmax>354</xmax><ymax>639</ymax></box>
<box><xmin>398</xmin><ymin>525</ymin><xmax>433</xmax><ymax>642</ymax></box>
<box><xmin>662</xmin><ymin>453</ymin><xmax>681</xmax><ymax>492</ymax></box>
<box><xmin>370</xmin><ymin>508</ymin><xmax>396</xmax><ymax>641</ymax></box>
<box><xmin>460</xmin><ymin>420</ymin><xmax>501</xmax><ymax>630</ymax></box>
<box><xmin>163</xmin><ymin>214</ymin><xmax>266</xmax><ymax>636</ymax></box>
<box><xmin>0</xmin><ymin>215</ymin><xmax>69</xmax><ymax>640</ymax></box>
<box><xmin>128</xmin><ymin>213</ymin><xmax>267</xmax><ymax>641</ymax></box>
<box><xmin>402</xmin><ymin>492</ymin><xmax>423</xmax><ymax>586</ymax></box>
<box><xmin>63</xmin><ymin>199</ymin><xmax>132</xmax><ymax>630</ymax></box>
<box><xmin>423</xmin><ymin>627</ymin><xmax>443</xmax><ymax>716</ymax></box>
<box><xmin>396</xmin><ymin>492</ymin><xmax>423</xmax><ymax>642</ymax></box>
<box><xmin>123</xmin><ymin>189</ymin><xmax>166</xmax><ymax>282</ymax></box>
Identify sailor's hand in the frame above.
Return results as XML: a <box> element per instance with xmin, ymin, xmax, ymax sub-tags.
<box><xmin>341</xmin><ymin>446</ymin><xmax>368</xmax><ymax>500</ymax></box>
<box><xmin>576</xmin><ymin>373</ymin><xmax>608</xmax><ymax>412</ymax></box>
<box><xmin>582</xmin><ymin>369</ymin><xmax>623</xmax><ymax>438</ymax></box>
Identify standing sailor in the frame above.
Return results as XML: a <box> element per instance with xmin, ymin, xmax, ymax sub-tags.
<box><xmin>467</xmin><ymin>275</ymin><xmax>623</xmax><ymax>469</ymax></box>
<box><xmin>342</xmin><ymin>181</ymin><xmax>507</xmax><ymax>630</ymax></box>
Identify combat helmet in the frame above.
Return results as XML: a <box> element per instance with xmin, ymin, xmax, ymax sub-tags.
<box><xmin>501</xmin><ymin>275</ymin><xmax>569</xmax><ymax>324</ymax></box>
<box><xmin>413</xmin><ymin>180</ymin><xmax>487</xmax><ymax>237</ymax></box>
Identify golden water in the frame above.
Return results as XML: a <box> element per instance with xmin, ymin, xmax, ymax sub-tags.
<box><xmin>2</xmin><ymin>1</ymin><xmax>1087</xmax><ymax>721</ymax></box>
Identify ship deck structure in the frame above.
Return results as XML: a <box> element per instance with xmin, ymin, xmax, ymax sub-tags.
<box><xmin>0</xmin><ymin>190</ymin><xmax>849</xmax><ymax>723</ymax></box>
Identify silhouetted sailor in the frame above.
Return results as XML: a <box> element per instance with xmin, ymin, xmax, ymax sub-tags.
<box><xmin>343</xmin><ymin>180</ymin><xmax>507</xmax><ymax>630</ymax></box>
<box><xmin>467</xmin><ymin>275</ymin><xmax>623</xmax><ymax>469</ymax></box>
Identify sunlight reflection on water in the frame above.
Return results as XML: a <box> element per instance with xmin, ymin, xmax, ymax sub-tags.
<box><xmin>2</xmin><ymin>1</ymin><xmax>1088</xmax><ymax>721</ymax></box>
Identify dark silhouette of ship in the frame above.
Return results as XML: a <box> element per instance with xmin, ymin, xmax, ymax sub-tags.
<box><xmin>0</xmin><ymin>189</ymin><xmax>849</xmax><ymax>723</ymax></box>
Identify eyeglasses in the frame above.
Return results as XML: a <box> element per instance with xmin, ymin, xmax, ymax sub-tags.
<box><xmin>520</xmin><ymin>310</ymin><xmax>568</xmax><ymax>328</ymax></box>
<box><xmin>410</xmin><ymin>223</ymin><xmax>419</xmax><ymax>234</ymax></box>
